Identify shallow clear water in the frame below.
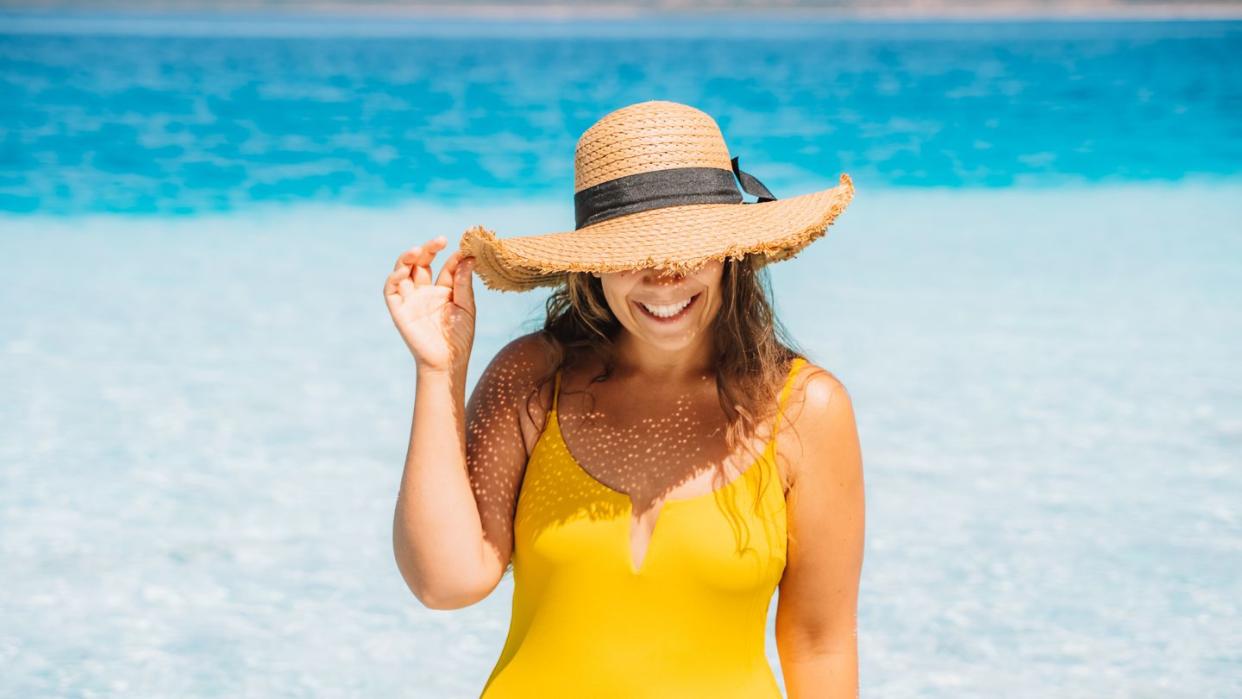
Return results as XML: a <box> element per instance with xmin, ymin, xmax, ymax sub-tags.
<box><xmin>1</xmin><ymin>12</ymin><xmax>1239</xmax><ymax>699</ymax></box>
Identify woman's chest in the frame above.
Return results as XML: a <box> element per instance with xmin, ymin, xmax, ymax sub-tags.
<box><xmin>512</xmin><ymin>426</ymin><xmax>789</xmax><ymax>590</ymax></box>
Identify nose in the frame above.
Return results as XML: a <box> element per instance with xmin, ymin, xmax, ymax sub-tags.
<box><xmin>641</xmin><ymin>267</ymin><xmax>686</xmax><ymax>285</ymax></box>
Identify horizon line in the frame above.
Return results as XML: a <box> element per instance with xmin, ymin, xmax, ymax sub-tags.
<box><xmin>2</xmin><ymin>2</ymin><xmax>1242</xmax><ymax>22</ymax></box>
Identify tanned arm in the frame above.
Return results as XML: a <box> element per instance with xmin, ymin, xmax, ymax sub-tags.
<box><xmin>775</xmin><ymin>367</ymin><xmax>866</xmax><ymax>698</ymax></box>
<box><xmin>385</xmin><ymin>236</ymin><xmax>552</xmax><ymax>610</ymax></box>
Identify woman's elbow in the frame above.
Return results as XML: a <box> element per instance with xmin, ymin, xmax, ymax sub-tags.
<box><xmin>414</xmin><ymin>579</ymin><xmax>496</xmax><ymax>610</ymax></box>
<box><xmin>393</xmin><ymin>543</ymin><xmax>498</xmax><ymax>610</ymax></box>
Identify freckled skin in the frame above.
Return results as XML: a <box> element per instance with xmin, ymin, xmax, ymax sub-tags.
<box><xmin>579</xmin><ymin>260</ymin><xmax>733</xmax><ymax>496</ymax></box>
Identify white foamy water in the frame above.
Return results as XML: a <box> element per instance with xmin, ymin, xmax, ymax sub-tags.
<box><xmin>1</xmin><ymin>182</ymin><xmax>1239</xmax><ymax>697</ymax></box>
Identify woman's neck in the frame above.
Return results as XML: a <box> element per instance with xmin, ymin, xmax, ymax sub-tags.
<box><xmin>610</xmin><ymin>333</ymin><xmax>716</xmax><ymax>384</ymax></box>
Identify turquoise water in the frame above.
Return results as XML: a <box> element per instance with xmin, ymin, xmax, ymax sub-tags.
<box><xmin>1</xmin><ymin>15</ymin><xmax>1240</xmax><ymax>214</ymax></box>
<box><xmin>1</xmin><ymin>13</ymin><xmax>1240</xmax><ymax>699</ymax></box>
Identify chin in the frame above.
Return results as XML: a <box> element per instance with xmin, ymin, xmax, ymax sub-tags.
<box><xmin>644</xmin><ymin>336</ymin><xmax>697</xmax><ymax>351</ymax></box>
<box><xmin>633</xmin><ymin>321</ymin><xmax>709</xmax><ymax>348</ymax></box>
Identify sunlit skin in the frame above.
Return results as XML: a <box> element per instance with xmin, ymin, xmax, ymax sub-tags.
<box><xmin>386</xmin><ymin>235</ymin><xmax>865</xmax><ymax>698</ymax></box>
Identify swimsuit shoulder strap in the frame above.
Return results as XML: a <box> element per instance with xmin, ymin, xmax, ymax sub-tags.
<box><xmin>551</xmin><ymin>369</ymin><xmax>562</xmax><ymax>413</ymax></box>
<box><xmin>772</xmin><ymin>356</ymin><xmax>808</xmax><ymax>437</ymax></box>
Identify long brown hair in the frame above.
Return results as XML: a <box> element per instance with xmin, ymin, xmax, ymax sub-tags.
<box><xmin>521</xmin><ymin>253</ymin><xmax>811</xmax><ymax>534</ymax></box>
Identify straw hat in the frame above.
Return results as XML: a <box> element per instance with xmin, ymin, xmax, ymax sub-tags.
<box><xmin>458</xmin><ymin>99</ymin><xmax>855</xmax><ymax>292</ymax></box>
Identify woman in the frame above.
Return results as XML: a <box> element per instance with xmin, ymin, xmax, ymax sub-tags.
<box><xmin>385</xmin><ymin>100</ymin><xmax>865</xmax><ymax>698</ymax></box>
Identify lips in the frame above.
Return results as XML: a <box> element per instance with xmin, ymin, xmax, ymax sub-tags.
<box><xmin>633</xmin><ymin>292</ymin><xmax>701</xmax><ymax>323</ymax></box>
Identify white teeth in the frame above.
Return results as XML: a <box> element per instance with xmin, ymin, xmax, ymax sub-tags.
<box><xmin>639</xmin><ymin>297</ymin><xmax>693</xmax><ymax>318</ymax></box>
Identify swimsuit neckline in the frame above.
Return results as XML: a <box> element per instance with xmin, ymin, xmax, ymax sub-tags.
<box><xmin>549</xmin><ymin>406</ymin><xmax>773</xmax><ymax>510</ymax></box>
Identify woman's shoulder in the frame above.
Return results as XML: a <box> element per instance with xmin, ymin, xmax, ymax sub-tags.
<box><xmin>487</xmin><ymin>330</ymin><xmax>558</xmax><ymax>374</ymax></box>
<box><xmin>789</xmin><ymin>357</ymin><xmax>851</xmax><ymax>409</ymax></box>
<box><xmin>474</xmin><ymin>331</ymin><xmax>561</xmax><ymax>448</ymax></box>
<box><xmin>478</xmin><ymin>331</ymin><xmax>561</xmax><ymax>406</ymax></box>
<box><xmin>777</xmin><ymin>357</ymin><xmax>858</xmax><ymax>480</ymax></box>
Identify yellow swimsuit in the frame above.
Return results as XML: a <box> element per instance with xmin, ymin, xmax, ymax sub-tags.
<box><xmin>480</xmin><ymin>357</ymin><xmax>807</xmax><ymax>698</ymax></box>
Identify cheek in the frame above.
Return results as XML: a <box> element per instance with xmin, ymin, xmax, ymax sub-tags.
<box><xmin>603</xmin><ymin>286</ymin><xmax>636</xmax><ymax>319</ymax></box>
<box><xmin>614</xmin><ymin>295</ymin><xmax>633</xmax><ymax>320</ymax></box>
<box><xmin>703</xmin><ymin>291</ymin><xmax>724</xmax><ymax>321</ymax></box>
<box><xmin>705</xmin><ymin>275</ymin><xmax>727</xmax><ymax>315</ymax></box>
<box><xmin>698</xmin><ymin>279</ymin><xmax>724</xmax><ymax>313</ymax></box>
<box><xmin>601</xmin><ymin>274</ymin><xmax>639</xmax><ymax>298</ymax></box>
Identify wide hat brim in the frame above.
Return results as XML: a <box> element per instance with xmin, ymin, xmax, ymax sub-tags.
<box><xmin>459</xmin><ymin>172</ymin><xmax>854</xmax><ymax>293</ymax></box>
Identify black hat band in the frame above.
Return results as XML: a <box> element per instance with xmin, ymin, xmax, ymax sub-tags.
<box><xmin>574</xmin><ymin>156</ymin><xmax>778</xmax><ymax>230</ymax></box>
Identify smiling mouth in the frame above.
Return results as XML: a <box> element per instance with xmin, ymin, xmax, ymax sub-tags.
<box><xmin>634</xmin><ymin>292</ymin><xmax>701</xmax><ymax>323</ymax></box>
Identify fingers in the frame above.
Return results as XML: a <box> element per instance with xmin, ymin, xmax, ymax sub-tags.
<box><xmin>410</xmin><ymin>235</ymin><xmax>448</xmax><ymax>286</ymax></box>
<box><xmin>385</xmin><ymin>235</ymin><xmax>448</xmax><ymax>297</ymax></box>
<box><xmin>392</xmin><ymin>242</ymin><xmax>419</xmax><ymax>272</ymax></box>
<box><xmin>453</xmin><ymin>254</ymin><xmax>477</xmax><ymax>319</ymax></box>
<box><xmin>415</xmin><ymin>235</ymin><xmax>448</xmax><ymax>267</ymax></box>
<box><xmin>385</xmin><ymin>252</ymin><xmax>420</xmax><ymax>297</ymax></box>
<box><xmin>435</xmin><ymin>249</ymin><xmax>464</xmax><ymax>288</ymax></box>
<box><xmin>384</xmin><ymin>265</ymin><xmax>407</xmax><ymax>298</ymax></box>
<box><xmin>390</xmin><ymin>235</ymin><xmax>447</xmax><ymax>273</ymax></box>
<box><xmin>433</xmin><ymin>248</ymin><xmax>477</xmax><ymax>313</ymax></box>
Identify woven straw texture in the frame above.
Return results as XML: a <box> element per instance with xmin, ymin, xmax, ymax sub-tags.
<box><xmin>458</xmin><ymin>100</ymin><xmax>855</xmax><ymax>292</ymax></box>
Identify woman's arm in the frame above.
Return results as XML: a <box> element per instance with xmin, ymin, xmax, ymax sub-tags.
<box><xmin>775</xmin><ymin>369</ymin><xmax>866</xmax><ymax>698</ymax></box>
<box><xmin>392</xmin><ymin>332</ymin><xmax>552</xmax><ymax>610</ymax></box>
<box><xmin>383</xmin><ymin>238</ymin><xmax>552</xmax><ymax>610</ymax></box>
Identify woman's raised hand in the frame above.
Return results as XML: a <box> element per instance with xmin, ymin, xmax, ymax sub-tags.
<box><xmin>384</xmin><ymin>235</ymin><xmax>476</xmax><ymax>374</ymax></box>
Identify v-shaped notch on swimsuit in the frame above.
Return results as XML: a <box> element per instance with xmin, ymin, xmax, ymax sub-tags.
<box><xmin>549</xmin><ymin>357</ymin><xmax>806</xmax><ymax>574</ymax></box>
